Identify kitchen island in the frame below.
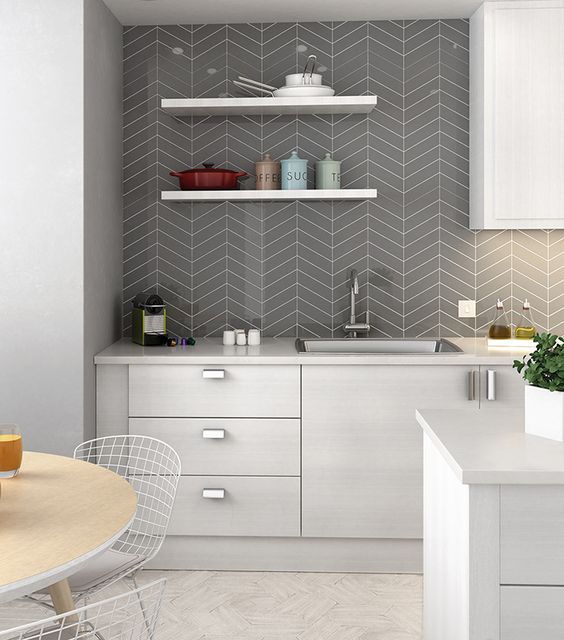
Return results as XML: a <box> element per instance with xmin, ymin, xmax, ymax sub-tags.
<box><xmin>417</xmin><ymin>409</ymin><xmax>564</xmax><ymax>640</ymax></box>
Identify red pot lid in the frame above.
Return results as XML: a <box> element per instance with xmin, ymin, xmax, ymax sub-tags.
<box><xmin>176</xmin><ymin>163</ymin><xmax>241</xmax><ymax>175</ymax></box>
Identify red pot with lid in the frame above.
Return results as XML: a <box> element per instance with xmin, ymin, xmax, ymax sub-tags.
<box><xmin>170</xmin><ymin>162</ymin><xmax>248</xmax><ymax>190</ymax></box>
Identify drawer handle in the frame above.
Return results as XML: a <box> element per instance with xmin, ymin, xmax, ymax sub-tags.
<box><xmin>487</xmin><ymin>369</ymin><xmax>496</xmax><ymax>401</ymax></box>
<box><xmin>202</xmin><ymin>369</ymin><xmax>225</xmax><ymax>379</ymax></box>
<box><xmin>202</xmin><ymin>488</ymin><xmax>225</xmax><ymax>499</ymax></box>
<box><xmin>467</xmin><ymin>370</ymin><xmax>476</xmax><ymax>401</ymax></box>
<box><xmin>202</xmin><ymin>429</ymin><xmax>225</xmax><ymax>439</ymax></box>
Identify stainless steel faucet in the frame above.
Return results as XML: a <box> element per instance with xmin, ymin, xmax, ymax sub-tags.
<box><xmin>344</xmin><ymin>269</ymin><xmax>370</xmax><ymax>338</ymax></box>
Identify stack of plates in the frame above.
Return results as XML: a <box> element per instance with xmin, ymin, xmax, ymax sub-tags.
<box><xmin>273</xmin><ymin>85</ymin><xmax>335</xmax><ymax>97</ymax></box>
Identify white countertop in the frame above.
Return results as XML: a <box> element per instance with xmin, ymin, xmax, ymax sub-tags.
<box><xmin>417</xmin><ymin>409</ymin><xmax>564</xmax><ymax>485</ymax></box>
<box><xmin>94</xmin><ymin>337</ymin><xmax>533</xmax><ymax>365</ymax></box>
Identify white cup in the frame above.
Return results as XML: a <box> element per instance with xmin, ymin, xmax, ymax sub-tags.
<box><xmin>248</xmin><ymin>329</ymin><xmax>261</xmax><ymax>346</ymax></box>
<box><xmin>236</xmin><ymin>331</ymin><xmax>247</xmax><ymax>346</ymax></box>
<box><xmin>223</xmin><ymin>330</ymin><xmax>235</xmax><ymax>346</ymax></box>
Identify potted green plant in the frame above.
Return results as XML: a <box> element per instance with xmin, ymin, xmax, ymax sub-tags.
<box><xmin>513</xmin><ymin>333</ymin><xmax>564</xmax><ymax>441</ymax></box>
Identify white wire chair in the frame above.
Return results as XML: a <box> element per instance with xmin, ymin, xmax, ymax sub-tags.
<box><xmin>1</xmin><ymin>579</ymin><xmax>166</xmax><ymax>640</ymax></box>
<box><xmin>29</xmin><ymin>435</ymin><xmax>181</xmax><ymax>605</ymax></box>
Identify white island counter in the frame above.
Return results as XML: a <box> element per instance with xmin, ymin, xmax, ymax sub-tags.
<box><xmin>417</xmin><ymin>409</ymin><xmax>564</xmax><ymax>640</ymax></box>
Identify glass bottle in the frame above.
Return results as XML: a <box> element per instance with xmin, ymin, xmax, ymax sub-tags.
<box><xmin>488</xmin><ymin>298</ymin><xmax>511</xmax><ymax>339</ymax></box>
<box><xmin>515</xmin><ymin>299</ymin><xmax>536</xmax><ymax>339</ymax></box>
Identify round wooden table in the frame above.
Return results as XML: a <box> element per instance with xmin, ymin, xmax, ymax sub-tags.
<box><xmin>0</xmin><ymin>451</ymin><xmax>137</xmax><ymax>613</ymax></box>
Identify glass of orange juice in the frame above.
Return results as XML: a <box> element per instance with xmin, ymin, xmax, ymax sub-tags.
<box><xmin>0</xmin><ymin>425</ymin><xmax>22</xmax><ymax>478</ymax></box>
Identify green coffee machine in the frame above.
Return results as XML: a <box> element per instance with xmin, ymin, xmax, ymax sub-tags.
<box><xmin>132</xmin><ymin>293</ymin><xmax>168</xmax><ymax>346</ymax></box>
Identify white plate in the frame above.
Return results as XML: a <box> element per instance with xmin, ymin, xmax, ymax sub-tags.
<box><xmin>273</xmin><ymin>85</ymin><xmax>335</xmax><ymax>97</ymax></box>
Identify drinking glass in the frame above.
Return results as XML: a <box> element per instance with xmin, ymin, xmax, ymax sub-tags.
<box><xmin>0</xmin><ymin>424</ymin><xmax>22</xmax><ymax>478</ymax></box>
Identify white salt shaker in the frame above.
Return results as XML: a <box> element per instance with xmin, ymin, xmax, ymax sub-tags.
<box><xmin>223</xmin><ymin>330</ymin><xmax>235</xmax><ymax>346</ymax></box>
<box><xmin>248</xmin><ymin>329</ymin><xmax>261</xmax><ymax>346</ymax></box>
<box><xmin>236</xmin><ymin>331</ymin><xmax>247</xmax><ymax>346</ymax></box>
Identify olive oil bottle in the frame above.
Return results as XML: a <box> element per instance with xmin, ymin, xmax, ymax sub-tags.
<box><xmin>515</xmin><ymin>299</ymin><xmax>536</xmax><ymax>339</ymax></box>
<box><xmin>488</xmin><ymin>298</ymin><xmax>511</xmax><ymax>339</ymax></box>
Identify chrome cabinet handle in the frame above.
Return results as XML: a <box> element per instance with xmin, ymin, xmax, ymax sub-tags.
<box><xmin>202</xmin><ymin>488</ymin><xmax>225</xmax><ymax>499</ymax></box>
<box><xmin>467</xmin><ymin>370</ymin><xmax>476</xmax><ymax>401</ymax></box>
<box><xmin>486</xmin><ymin>369</ymin><xmax>496</xmax><ymax>401</ymax></box>
<box><xmin>202</xmin><ymin>428</ymin><xmax>225</xmax><ymax>439</ymax></box>
<box><xmin>202</xmin><ymin>369</ymin><xmax>225</xmax><ymax>379</ymax></box>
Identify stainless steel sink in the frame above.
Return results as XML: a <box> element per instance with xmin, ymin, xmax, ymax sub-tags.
<box><xmin>295</xmin><ymin>338</ymin><xmax>462</xmax><ymax>354</ymax></box>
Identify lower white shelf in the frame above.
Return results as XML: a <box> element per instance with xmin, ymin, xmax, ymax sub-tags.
<box><xmin>161</xmin><ymin>189</ymin><xmax>377</xmax><ymax>202</ymax></box>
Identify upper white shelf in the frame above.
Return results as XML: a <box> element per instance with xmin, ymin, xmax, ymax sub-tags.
<box><xmin>161</xmin><ymin>96</ymin><xmax>378</xmax><ymax>116</ymax></box>
<box><xmin>161</xmin><ymin>189</ymin><xmax>377</xmax><ymax>202</ymax></box>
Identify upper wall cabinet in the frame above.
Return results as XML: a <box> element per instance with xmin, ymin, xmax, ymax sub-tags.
<box><xmin>470</xmin><ymin>1</ymin><xmax>564</xmax><ymax>229</ymax></box>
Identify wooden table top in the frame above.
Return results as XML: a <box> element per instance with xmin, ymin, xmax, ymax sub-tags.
<box><xmin>0</xmin><ymin>451</ymin><xmax>137</xmax><ymax>599</ymax></box>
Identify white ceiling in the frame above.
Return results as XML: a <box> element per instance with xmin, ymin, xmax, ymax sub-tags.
<box><xmin>104</xmin><ymin>0</ymin><xmax>484</xmax><ymax>26</ymax></box>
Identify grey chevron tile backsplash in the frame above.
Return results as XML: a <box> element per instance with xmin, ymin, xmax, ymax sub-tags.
<box><xmin>122</xmin><ymin>20</ymin><xmax>564</xmax><ymax>338</ymax></box>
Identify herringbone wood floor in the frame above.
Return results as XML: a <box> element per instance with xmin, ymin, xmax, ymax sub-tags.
<box><xmin>0</xmin><ymin>571</ymin><xmax>422</xmax><ymax>639</ymax></box>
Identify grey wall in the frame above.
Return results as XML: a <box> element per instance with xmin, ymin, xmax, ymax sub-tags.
<box><xmin>0</xmin><ymin>0</ymin><xmax>123</xmax><ymax>454</ymax></box>
<box><xmin>0</xmin><ymin>0</ymin><xmax>85</xmax><ymax>454</ymax></box>
<box><xmin>123</xmin><ymin>20</ymin><xmax>564</xmax><ymax>339</ymax></box>
<box><xmin>84</xmin><ymin>0</ymin><xmax>123</xmax><ymax>441</ymax></box>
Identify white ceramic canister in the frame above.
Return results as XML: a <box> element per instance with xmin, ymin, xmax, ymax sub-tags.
<box><xmin>281</xmin><ymin>150</ymin><xmax>308</xmax><ymax>190</ymax></box>
<box><xmin>248</xmin><ymin>329</ymin><xmax>261</xmax><ymax>346</ymax></box>
<box><xmin>236</xmin><ymin>331</ymin><xmax>247</xmax><ymax>346</ymax></box>
<box><xmin>255</xmin><ymin>153</ymin><xmax>281</xmax><ymax>190</ymax></box>
<box><xmin>223</xmin><ymin>330</ymin><xmax>235</xmax><ymax>345</ymax></box>
<box><xmin>316</xmin><ymin>153</ymin><xmax>341</xmax><ymax>189</ymax></box>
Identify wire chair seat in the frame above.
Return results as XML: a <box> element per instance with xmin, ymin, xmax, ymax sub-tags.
<box><xmin>1</xmin><ymin>579</ymin><xmax>166</xmax><ymax>640</ymax></box>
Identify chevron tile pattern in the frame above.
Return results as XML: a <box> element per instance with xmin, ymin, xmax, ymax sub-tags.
<box><xmin>122</xmin><ymin>20</ymin><xmax>564</xmax><ymax>338</ymax></box>
<box><xmin>0</xmin><ymin>571</ymin><xmax>423</xmax><ymax>639</ymax></box>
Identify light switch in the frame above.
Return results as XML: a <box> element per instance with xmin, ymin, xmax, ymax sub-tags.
<box><xmin>458</xmin><ymin>300</ymin><xmax>476</xmax><ymax>318</ymax></box>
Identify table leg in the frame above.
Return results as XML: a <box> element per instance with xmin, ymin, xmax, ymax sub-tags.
<box><xmin>48</xmin><ymin>579</ymin><xmax>78</xmax><ymax>622</ymax></box>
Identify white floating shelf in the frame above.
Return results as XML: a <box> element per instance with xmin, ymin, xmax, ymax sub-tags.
<box><xmin>161</xmin><ymin>189</ymin><xmax>377</xmax><ymax>202</ymax></box>
<box><xmin>161</xmin><ymin>96</ymin><xmax>378</xmax><ymax>116</ymax></box>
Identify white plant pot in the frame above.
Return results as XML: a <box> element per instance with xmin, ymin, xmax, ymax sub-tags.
<box><xmin>525</xmin><ymin>384</ymin><xmax>564</xmax><ymax>441</ymax></box>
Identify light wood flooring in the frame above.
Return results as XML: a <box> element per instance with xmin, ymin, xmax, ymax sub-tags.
<box><xmin>0</xmin><ymin>571</ymin><xmax>422</xmax><ymax>639</ymax></box>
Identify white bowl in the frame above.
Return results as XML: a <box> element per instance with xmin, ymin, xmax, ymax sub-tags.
<box><xmin>284</xmin><ymin>73</ymin><xmax>323</xmax><ymax>86</ymax></box>
<box><xmin>273</xmin><ymin>85</ymin><xmax>335</xmax><ymax>97</ymax></box>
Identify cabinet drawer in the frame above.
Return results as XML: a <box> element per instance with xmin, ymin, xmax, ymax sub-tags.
<box><xmin>129</xmin><ymin>418</ymin><xmax>300</xmax><ymax>476</ymax></box>
<box><xmin>501</xmin><ymin>486</ymin><xmax>564</xmax><ymax>585</ymax></box>
<box><xmin>129</xmin><ymin>365</ymin><xmax>300</xmax><ymax>418</ymax></box>
<box><xmin>168</xmin><ymin>476</ymin><xmax>300</xmax><ymax>537</ymax></box>
<box><xmin>502</xmin><ymin>586</ymin><xmax>564</xmax><ymax>640</ymax></box>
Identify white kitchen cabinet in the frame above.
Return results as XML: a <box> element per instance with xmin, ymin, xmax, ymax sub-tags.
<box><xmin>129</xmin><ymin>364</ymin><xmax>300</xmax><ymax>418</ymax></box>
<box><xmin>129</xmin><ymin>417</ymin><xmax>300</xmax><ymax>476</ymax></box>
<box><xmin>502</xmin><ymin>586</ymin><xmax>564</xmax><ymax>640</ymax></box>
<box><xmin>501</xmin><ymin>485</ymin><xmax>564</xmax><ymax>585</ymax></box>
<box><xmin>470</xmin><ymin>1</ymin><xmax>564</xmax><ymax>229</ymax></box>
<box><xmin>302</xmin><ymin>366</ymin><xmax>477</xmax><ymax>539</ymax></box>
<box><xmin>168</xmin><ymin>476</ymin><xmax>301</xmax><ymax>537</ymax></box>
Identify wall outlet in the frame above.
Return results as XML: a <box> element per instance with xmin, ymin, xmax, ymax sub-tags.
<box><xmin>458</xmin><ymin>300</ymin><xmax>476</xmax><ymax>318</ymax></box>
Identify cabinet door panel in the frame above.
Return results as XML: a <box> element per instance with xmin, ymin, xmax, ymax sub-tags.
<box><xmin>502</xmin><ymin>586</ymin><xmax>564</xmax><ymax>640</ymax></box>
<box><xmin>501</xmin><ymin>485</ymin><xmax>564</xmax><ymax>585</ymax></box>
<box><xmin>493</xmin><ymin>5</ymin><xmax>564</xmax><ymax>222</ymax></box>
<box><xmin>302</xmin><ymin>366</ymin><xmax>474</xmax><ymax>539</ymax></box>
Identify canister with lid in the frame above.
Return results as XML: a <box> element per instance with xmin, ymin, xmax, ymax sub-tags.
<box><xmin>255</xmin><ymin>153</ymin><xmax>281</xmax><ymax>190</ymax></box>
<box><xmin>281</xmin><ymin>150</ymin><xmax>308</xmax><ymax>190</ymax></box>
<box><xmin>315</xmin><ymin>153</ymin><xmax>341</xmax><ymax>189</ymax></box>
